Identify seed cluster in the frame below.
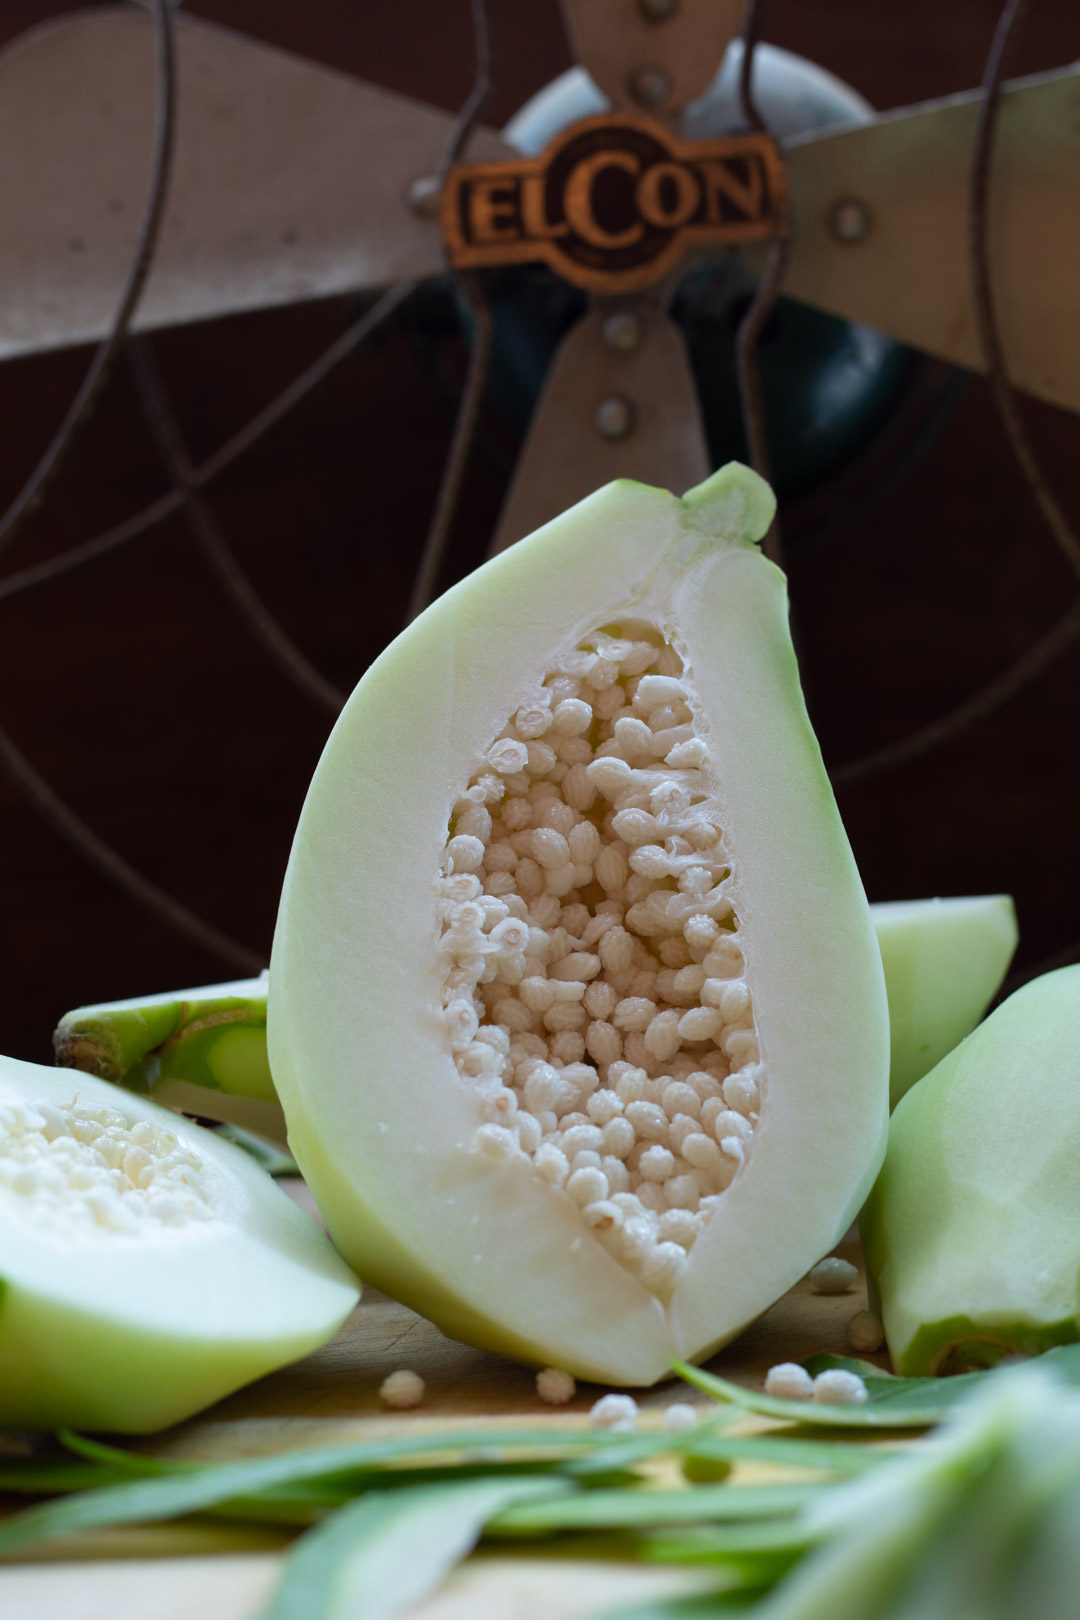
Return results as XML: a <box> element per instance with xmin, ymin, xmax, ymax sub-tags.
<box><xmin>437</xmin><ymin>626</ymin><xmax>761</xmax><ymax>1299</ymax></box>
<box><xmin>0</xmin><ymin>1098</ymin><xmax>214</xmax><ymax>1236</ymax></box>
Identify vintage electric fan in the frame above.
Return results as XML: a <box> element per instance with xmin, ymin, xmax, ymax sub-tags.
<box><xmin>0</xmin><ymin>0</ymin><xmax>1077</xmax><ymax>1025</ymax></box>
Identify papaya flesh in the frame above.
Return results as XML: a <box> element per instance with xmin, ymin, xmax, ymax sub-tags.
<box><xmin>861</xmin><ymin>964</ymin><xmax>1080</xmax><ymax>1376</ymax></box>
<box><xmin>53</xmin><ymin>894</ymin><xmax>1016</xmax><ymax>1129</ymax></box>
<box><xmin>268</xmin><ymin>464</ymin><xmax>890</xmax><ymax>1386</ymax></box>
<box><xmin>0</xmin><ymin>1053</ymin><xmax>359</xmax><ymax>1432</ymax></box>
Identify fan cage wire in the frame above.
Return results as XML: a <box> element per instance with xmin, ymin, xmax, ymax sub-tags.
<box><xmin>0</xmin><ymin>0</ymin><xmax>1076</xmax><ymax>981</ymax></box>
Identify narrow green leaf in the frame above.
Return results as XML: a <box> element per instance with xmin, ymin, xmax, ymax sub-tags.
<box><xmin>256</xmin><ymin>1476</ymin><xmax>564</xmax><ymax>1620</ymax></box>
<box><xmin>802</xmin><ymin>1344</ymin><xmax>1080</xmax><ymax>1418</ymax></box>
<box><xmin>640</xmin><ymin>1518</ymin><xmax>815</xmax><ymax>1563</ymax></box>
<box><xmin>486</xmin><ymin>1482</ymin><xmax>821</xmax><ymax>1535</ymax></box>
<box><xmin>0</xmin><ymin>1426</ymin><xmax>645</xmax><ymax>1559</ymax></box>
<box><xmin>672</xmin><ymin>1362</ymin><xmax>950</xmax><ymax>1429</ymax></box>
<box><xmin>58</xmin><ymin>1431</ymin><xmax>184</xmax><ymax>1474</ymax></box>
<box><xmin>563</xmin><ymin>1427</ymin><xmax>728</xmax><ymax>1479</ymax></box>
<box><xmin>678</xmin><ymin>1433</ymin><xmax>901</xmax><ymax>1475</ymax></box>
<box><xmin>0</xmin><ymin>1463</ymin><xmax>133</xmax><ymax>1495</ymax></box>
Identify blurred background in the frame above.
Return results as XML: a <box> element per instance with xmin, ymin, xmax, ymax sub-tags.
<box><xmin>1</xmin><ymin>0</ymin><xmax>1078</xmax><ymax>1062</ymax></box>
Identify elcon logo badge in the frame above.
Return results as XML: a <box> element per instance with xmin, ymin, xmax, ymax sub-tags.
<box><xmin>440</xmin><ymin>115</ymin><xmax>785</xmax><ymax>294</ymax></box>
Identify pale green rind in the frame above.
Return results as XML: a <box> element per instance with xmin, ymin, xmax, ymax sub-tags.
<box><xmin>269</xmin><ymin>465</ymin><xmax>888</xmax><ymax>1385</ymax></box>
<box><xmin>667</xmin><ymin>526</ymin><xmax>888</xmax><ymax>1362</ymax></box>
<box><xmin>869</xmin><ymin>895</ymin><xmax>1018</xmax><ymax>1109</ymax></box>
<box><xmin>0</xmin><ymin>1055</ymin><xmax>359</xmax><ymax>1432</ymax></box>
<box><xmin>861</xmin><ymin>965</ymin><xmax>1080</xmax><ymax>1375</ymax></box>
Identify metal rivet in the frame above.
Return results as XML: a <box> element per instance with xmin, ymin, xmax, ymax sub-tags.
<box><xmin>628</xmin><ymin>64</ymin><xmax>672</xmax><ymax>107</ymax></box>
<box><xmin>637</xmin><ymin>0</ymin><xmax>680</xmax><ymax>20</ymax></box>
<box><xmin>601</xmin><ymin>311</ymin><xmax>644</xmax><ymax>353</ymax></box>
<box><xmin>595</xmin><ymin>396</ymin><xmax>636</xmax><ymax>441</ymax></box>
<box><xmin>407</xmin><ymin>175</ymin><xmax>441</xmax><ymax>220</ymax></box>
<box><xmin>828</xmin><ymin>197</ymin><xmax>872</xmax><ymax>243</ymax></box>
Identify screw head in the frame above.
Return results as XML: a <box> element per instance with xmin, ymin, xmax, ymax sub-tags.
<box><xmin>407</xmin><ymin>175</ymin><xmax>441</xmax><ymax>220</ymax></box>
<box><xmin>637</xmin><ymin>0</ymin><xmax>680</xmax><ymax>19</ymax></box>
<box><xmin>601</xmin><ymin>311</ymin><xmax>644</xmax><ymax>353</ymax></box>
<box><xmin>628</xmin><ymin>63</ymin><xmax>672</xmax><ymax>108</ymax></box>
<box><xmin>828</xmin><ymin>197</ymin><xmax>872</xmax><ymax>243</ymax></box>
<box><xmin>595</xmin><ymin>395</ymin><xmax>636</xmax><ymax>441</ymax></box>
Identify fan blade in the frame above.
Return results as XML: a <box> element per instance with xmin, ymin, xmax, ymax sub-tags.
<box><xmin>779</xmin><ymin>65</ymin><xmax>1080</xmax><ymax>413</ymax></box>
<box><xmin>490</xmin><ymin>300</ymin><xmax>709</xmax><ymax>553</ymax></box>
<box><xmin>0</xmin><ymin>8</ymin><xmax>513</xmax><ymax>359</ymax></box>
<box><xmin>558</xmin><ymin>0</ymin><xmax>743</xmax><ymax>117</ymax></box>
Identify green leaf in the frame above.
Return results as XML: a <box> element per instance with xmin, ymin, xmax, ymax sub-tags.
<box><xmin>563</xmin><ymin>1427</ymin><xmax>730</xmax><ymax>1479</ymax></box>
<box><xmin>671</xmin><ymin>1360</ymin><xmax>948</xmax><ymax>1429</ymax></box>
<box><xmin>256</xmin><ymin>1476</ymin><xmax>565</xmax><ymax>1620</ymax></box>
<box><xmin>0</xmin><ymin>1462</ymin><xmax>134</xmax><ymax>1495</ymax></box>
<box><xmin>803</xmin><ymin>1343</ymin><xmax>1080</xmax><ymax>1414</ymax></box>
<box><xmin>486</xmin><ymin>1482</ymin><xmax>821</xmax><ymax>1536</ymax></box>
<box><xmin>59</xmin><ymin>1430</ymin><xmax>184</xmax><ymax>1474</ymax></box>
<box><xmin>0</xmin><ymin>1426</ymin><xmax>651</xmax><ymax>1559</ymax></box>
<box><xmin>639</xmin><ymin>1519</ymin><xmax>815</xmax><ymax>1564</ymax></box>
<box><xmin>675</xmin><ymin>1345</ymin><xmax>1080</xmax><ymax>1435</ymax></box>
<box><xmin>677</xmin><ymin>1433</ymin><xmax>901</xmax><ymax>1475</ymax></box>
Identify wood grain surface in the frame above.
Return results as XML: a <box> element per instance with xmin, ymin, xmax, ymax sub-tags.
<box><xmin>0</xmin><ymin>1194</ymin><xmax>879</xmax><ymax>1619</ymax></box>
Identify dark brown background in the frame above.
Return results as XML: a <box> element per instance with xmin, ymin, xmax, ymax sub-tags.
<box><xmin>1</xmin><ymin>0</ymin><xmax>1078</xmax><ymax>1062</ymax></box>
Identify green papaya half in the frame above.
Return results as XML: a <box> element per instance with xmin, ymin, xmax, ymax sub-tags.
<box><xmin>0</xmin><ymin>1054</ymin><xmax>358</xmax><ymax>1432</ymax></box>
<box><xmin>268</xmin><ymin>464</ymin><xmax>890</xmax><ymax>1385</ymax></box>
<box><xmin>861</xmin><ymin>964</ymin><xmax>1080</xmax><ymax>1376</ymax></box>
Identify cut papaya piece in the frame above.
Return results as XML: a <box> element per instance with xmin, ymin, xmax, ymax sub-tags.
<box><xmin>861</xmin><ymin>965</ymin><xmax>1080</xmax><ymax>1376</ymax></box>
<box><xmin>54</xmin><ymin>975</ymin><xmax>286</xmax><ymax>1145</ymax></box>
<box><xmin>54</xmin><ymin>894</ymin><xmax>1015</xmax><ymax>1131</ymax></box>
<box><xmin>872</xmin><ymin>894</ymin><xmax>1018</xmax><ymax>1108</ymax></box>
<box><xmin>268</xmin><ymin>464</ymin><xmax>889</xmax><ymax>1386</ymax></box>
<box><xmin>0</xmin><ymin>1054</ymin><xmax>359</xmax><ymax>1432</ymax></box>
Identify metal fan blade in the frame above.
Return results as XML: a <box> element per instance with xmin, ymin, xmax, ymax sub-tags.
<box><xmin>490</xmin><ymin>299</ymin><xmax>709</xmax><ymax>553</ymax></box>
<box><xmin>558</xmin><ymin>0</ymin><xmax>743</xmax><ymax>116</ymax></box>
<box><xmin>780</xmin><ymin>65</ymin><xmax>1080</xmax><ymax>413</ymax></box>
<box><xmin>0</xmin><ymin>8</ymin><xmax>513</xmax><ymax>359</ymax></box>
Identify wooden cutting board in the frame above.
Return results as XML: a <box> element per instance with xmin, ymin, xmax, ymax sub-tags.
<box><xmin>0</xmin><ymin>1188</ymin><xmax>882</xmax><ymax>1620</ymax></box>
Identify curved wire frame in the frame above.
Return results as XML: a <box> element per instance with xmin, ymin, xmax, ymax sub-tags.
<box><xmin>0</xmin><ymin>0</ymin><xmax>1077</xmax><ymax>975</ymax></box>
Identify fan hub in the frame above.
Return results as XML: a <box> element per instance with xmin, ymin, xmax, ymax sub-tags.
<box><xmin>441</xmin><ymin>114</ymin><xmax>784</xmax><ymax>296</ymax></box>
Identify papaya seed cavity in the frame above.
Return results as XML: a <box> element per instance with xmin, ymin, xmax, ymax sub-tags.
<box><xmin>436</xmin><ymin>622</ymin><xmax>762</xmax><ymax>1300</ymax></box>
<box><xmin>0</xmin><ymin>1097</ymin><xmax>214</xmax><ymax>1237</ymax></box>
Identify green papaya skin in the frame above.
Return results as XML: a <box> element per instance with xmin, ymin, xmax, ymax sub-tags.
<box><xmin>0</xmin><ymin>1054</ymin><xmax>359</xmax><ymax>1432</ymax></box>
<box><xmin>872</xmin><ymin>895</ymin><xmax>1017</xmax><ymax>1109</ymax></box>
<box><xmin>51</xmin><ymin>895</ymin><xmax>1015</xmax><ymax>1133</ymax></box>
<box><xmin>861</xmin><ymin>964</ymin><xmax>1080</xmax><ymax>1376</ymax></box>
